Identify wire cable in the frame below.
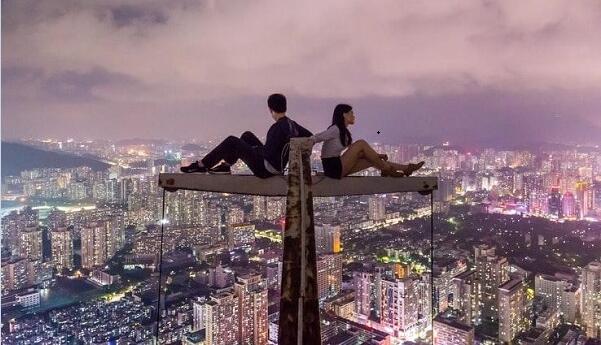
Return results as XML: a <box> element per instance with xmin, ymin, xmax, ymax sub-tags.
<box><xmin>155</xmin><ymin>188</ymin><xmax>167</xmax><ymax>343</ymax></box>
<box><xmin>430</xmin><ymin>191</ymin><xmax>435</xmax><ymax>343</ymax></box>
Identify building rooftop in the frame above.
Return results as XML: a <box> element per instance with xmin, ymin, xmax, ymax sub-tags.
<box><xmin>434</xmin><ymin>315</ymin><xmax>473</xmax><ymax>332</ymax></box>
<box><xmin>499</xmin><ymin>278</ymin><xmax>523</xmax><ymax>292</ymax></box>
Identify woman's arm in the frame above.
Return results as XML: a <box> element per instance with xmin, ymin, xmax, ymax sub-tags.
<box><xmin>311</xmin><ymin>126</ymin><xmax>338</xmax><ymax>144</ymax></box>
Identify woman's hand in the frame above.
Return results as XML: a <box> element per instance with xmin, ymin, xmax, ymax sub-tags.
<box><xmin>378</xmin><ymin>153</ymin><xmax>388</xmax><ymax>161</ymax></box>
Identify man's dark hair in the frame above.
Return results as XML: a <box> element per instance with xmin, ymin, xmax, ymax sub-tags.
<box><xmin>267</xmin><ymin>93</ymin><xmax>287</xmax><ymax>113</ymax></box>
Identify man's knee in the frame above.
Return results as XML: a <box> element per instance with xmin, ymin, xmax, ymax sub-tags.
<box><xmin>356</xmin><ymin>139</ymin><xmax>367</xmax><ymax>146</ymax></box>
<box><xmin>225</xmin><ymin>135</ymin><xmax>240</xmax><ymax>145</ymax></box>
<box><xmin>241</xmin><ymin>131</ymin><xmax>255</xmax><ymax>138</ymax></box>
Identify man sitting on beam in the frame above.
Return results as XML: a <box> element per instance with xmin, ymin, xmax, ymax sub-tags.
<box><xmin>180</xmin><ymin>93</ymin><xmax>313</xmax><ymax>178</ymax></box>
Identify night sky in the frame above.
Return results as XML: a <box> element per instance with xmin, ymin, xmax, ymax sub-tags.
<box><xmin>3</xmin><ymin>1</ymin><xmax>601</xmax><ymax>146</ymax></box>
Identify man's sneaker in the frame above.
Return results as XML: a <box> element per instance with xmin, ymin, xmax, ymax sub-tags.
<box><xmin>209</xmin><ymin>163</ymin><xmax>231</xmax><ymax>175</ymax></box>
<box><xmin>180</xmin><ymin>161</ymin><xmax>208</xmax><ymax>173</ymax></box>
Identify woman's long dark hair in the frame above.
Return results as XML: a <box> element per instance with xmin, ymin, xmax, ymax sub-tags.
<box><xmin>330</xmin><ymin>104</ymin><xmax>353</xmax><ymax>147</ymax></box>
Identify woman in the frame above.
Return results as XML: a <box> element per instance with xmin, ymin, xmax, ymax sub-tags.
<box><xmin>311</xmin><ymin>104</ymin><xmax>424</xmax><ymax>179</ymax></box>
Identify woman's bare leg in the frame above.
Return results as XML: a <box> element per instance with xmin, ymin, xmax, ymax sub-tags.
<box><xmin>345</xmin><ymin>158</ymin><xmax>375</xmax><ymax>175</ymax></box>
<box><xmin>341</xmin><ymin>140</ymin><xmax>392</xmax><ymax>176</ymax></box>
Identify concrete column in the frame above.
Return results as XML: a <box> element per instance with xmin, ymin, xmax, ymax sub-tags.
<box><xmin>278</xmin><ymin>138</ymin><xmax>321</xmax><ymax>345</ymax></box>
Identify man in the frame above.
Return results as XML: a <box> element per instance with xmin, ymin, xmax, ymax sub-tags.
<box><xmin>180</xmin><ymin>93</ymin><xmax>313</xmax><ymax>178</ymax></box>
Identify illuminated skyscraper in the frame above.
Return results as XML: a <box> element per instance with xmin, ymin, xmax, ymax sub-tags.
<box><xmin>46</xmin><ymin>209</ymin><xmax>67</xmax><ymax>229</ymax></box>
<box><xmin>266</xmin><ymin>261</ymin><xmax>282</xmax><ymax>290</ymax></box>
<box><xmin>433</xmin><ymin>258</ymin><xmax>467</xmax><ymax>314</ymax></box>
<box><xmin>474</xmin><ymin>245</ymin><xmax>509</xmax><ymax>323</ymax></box>
<box><xmin>265</xmin><ymin>197</ymin><xmax>285</xmax><ymax>221</ymax></box>
<box><xmin>353</xmin><ymin>270</ymin><xmax>377</xmax><ymax>321</ymax></box>
<box><xmin>226</xmin><ymin>206</ymin><xmax>245</xmax><ymax>226</ymax></box>
<box><xmin>535</xmin><ymin>274</ymin><xmax>579</xmax><ymax>323</ymax></box>
<box><xmin>581</xmin><ymin>261</ymin><xmax>601</xmax><ymax>338</ymax></box>
<box><xmin>368</xmin><ymin>196</ymin><xmax>386</xmax><ymax>221</ymax></box>
<box><xmin>227</xmin><ymin>224</ymin><xmax>255</xmax><ymax>250</ymax></box>
<box><xmin>433</xmin><ymin>316</ymin><xmax>474</xmax><ymax>345</ymax></box>
<box><xmin>192</xmin><ymin>297</ymin><xmax>207</xmax><ymax>332</ymax></box>
<box><xmin>234</xmin><ymin>274</ymin><xmax>268</xmax><ymax>345</ymax></box>
<box><xmin>576</xmin><ymin>182</ymin><xmax>593</xmax><ymax>219</ymax></box>
<box><xmin>1</xmin><ymin>257</ymin><xmax>28</xmax><ymax>294</ymax></box>
<box><xmin>561</xmin><ymin>192</ymin><xmax>577</xmax><ymax>218</ymax></box>
<box><xmin>19</xmin><ymin>227</ymin><xmax>43</xmax><ymax>261</ymax></box>
<box><xmin>317</xmin><ymin>254</ymin><xmax>343</xmax><ymax>301</ymax></box>
<box><xmin>205</xmin><ymin>291</ymin><xmax>240</xmax><ymax>345</ymax></box>
<box><xmin>451</xmin><ymin>270</ymin><xmax>477</xmax><ymax>326</ymax></box>
<box><xmin>252</xmin><ymin>196</ymin><xmax>267</xmax><ymax>221</ymax></box>
<box><xmin>50</xmin><ymin>227</ymin><xmax>73</xmax><ymax>271</ymax></box>
<box><xmin>498</xmin><ymin>279</ymin><xmax>527</xmax><ymax>344</ymax></box>
<box><xmin>380</xmin><ymin>276</ymin><xmax>420</xmax><ymax>340</ymax></box>
<box><xmin>315</xmin><ymin>224</ymin><xmax>342</xmax><ymax>254</ymax></box>
<box><xmin>81</xmin><ymin>222</ymin><xmax>107</xmax><ymax>269</ymax></box>
<box><xmin>547</xmin><ymin>188</ymin><xmax>562</xmax><ymax>218</ymax></box>
<box><xmin>80</xmin><ymin>220</ymin><xmax>123</xmax><ymax>270</ymax></box>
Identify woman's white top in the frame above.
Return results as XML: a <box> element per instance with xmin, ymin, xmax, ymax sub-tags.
<box><xmin>311</xmin><ymin>125</ymin><xmax>348</xmax><ymax>158</ymax></box>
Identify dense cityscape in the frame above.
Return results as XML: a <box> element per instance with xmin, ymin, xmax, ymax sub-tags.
<box><xmin>1</xmin><ymin>138</ymin><xmax>600</xmax><ymax>344</ymax></box>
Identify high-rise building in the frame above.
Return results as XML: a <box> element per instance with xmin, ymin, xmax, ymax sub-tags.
<box><xmin>234</xmin><ymin>274</ymin><xmax>268</xmax><ymax>345</ymax></box>
<box><xmin>380</xmin><ymin>276</ymin><xmax>420</xmax><ymax>340</ymax></box>
<box><xmin>193</xmin><ymin>297</ymin><xmax>207</xmax><ymax>332</ymax></box>
<box><xmin>80</xmin><ymin>220</ymin><xmax>123</xmax><ymax>270</ymax></box>
<box><xmin>227</xmin><ymin>224</ymin><xmax>255</xmax><ymax>250</ymax></box>
<box><xmin>474</xmin><ymin>245</ymin><xmax>509</xmax><ymax>323</ymax></box>
<box><xmin>353</xmin><ymin>270</ymin><xmax>378</xmax><ymax>321</ymax></box>
<box><xmin>534</xmin><ymin>274</ymin><xmax>579</xmax><ymax>323</ymax></box>
<box><xmin>547</xmin><ymin>188</ymin><xmax>562</xmax><ymax>218</ymax></box>
<box><xmin>1</xmin><ymin>257</ymin><xmax>29</xmax><ymax>294</ymax></box>
<box><xmin>227</xmin><ymin>207</ymin><xmax>245</xmax><ymax>226</ymax></box>
<box><xmin>576</xmin><ymin>181</ymin><xmax>593</xmax><ymax>218</ymax></box>
<box><xmin>46</xmin><ymin>209</ymin><xmax>67</xmax><ymax>229</ymax></box>
<box><xmin>19</xmin><ymin>227</ymin><xmax>43</xmax><ymax>261</ymax></box>
<box><xmin>317</xmin><ymin>254</ymin><xmax>343</xmax><ymax>300</ymax></box>
<box><xmin>50</xmin><ymin>227</ymin><xmax>73</xmax><ymax>271</ymax></box>
<box><xmin>498</xmin><ymin>279</ymin><xmax>527</xmax><ymax>344</ymax></box>
<box><xmin>368</xmin><ymin>196</ymin><xmax>386</xmax><ymax>221</ymax></box>
<box><xmin>433</xmin><ymin>258</ymin><xmax>467</xmax><ymax>314</ymax></box>
<box><xmin>81</xmin><ymin>222</ymin><xmax>107</xmax><ymax>269</ymax></box>
<box><xmin>451</xmin><ymin>270</ymin><xmax>478</xmax><ymax>326</ymax></box>
<box><xmin>561</xmin><ymin>192</ymin><xmax>577</xmax><ymax>218</ymax></box>
<box><xmin>593</xmin><ymin>181</ymin><xmax>601</xmax><ymax>214</ymax></box>
<box><xmin>204</xmin><ymin>291</ymin><xmax>240</xmax><ymax>345</ymax></box>
<box><xmin>581</xmin><ymin>261</ymin><xmax>601</xmax><ymax>338</ymax></box>
<box><xmin>252</xmin><ymin>196</ymin><xmax>267</xmax><ymax>221</ymax></box>
<box><xmin>433</xmin><ymin>316</ymin><xmax>474</xmax><ymax>345</ymax></box>
<box><xmin>315</xmin><ymin>224</ymin><xmax>341</xmax><ymax>254</ymax></box>
<box><xmin>266</xmin><ymin>261</ymin><xmax>282</xmax><ymax>290</ymax></box>
<box><xmin>266</xmin><ymin>197</ymin><xmax>285</xmax><ymax>221</ymax></box>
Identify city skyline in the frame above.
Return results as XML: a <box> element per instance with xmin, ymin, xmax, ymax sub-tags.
<box><xmin>3</xmin><ymin>1</ymin><xmax>601</xmax><ymax>145</ymax></box>
<box><xmin>2</xmin><ymin>138</ymin><xmax>601</xmax><ymax>344</ymax></box>
<box><xmin>2</xmin><ymin>1</ymin><xmax>601</xmax><ymax>344</ymax></box>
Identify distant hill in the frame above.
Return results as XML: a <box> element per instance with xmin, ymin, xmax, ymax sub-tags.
<box><xmin>1</xmin><ymin>142</ymin><xmax>110</xmax><ymax>177</ymax></box>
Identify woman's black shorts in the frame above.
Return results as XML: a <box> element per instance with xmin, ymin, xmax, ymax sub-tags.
<box><xmin>321</xmin><ymin>157</ymin><xmax>343</xmax><ymax>179</ymax></box>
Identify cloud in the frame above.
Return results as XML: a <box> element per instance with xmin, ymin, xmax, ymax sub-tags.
<box><xmin>2</xmin><ymin>0</ymin><xmax>601</xmax><ymax>141</ymax></box>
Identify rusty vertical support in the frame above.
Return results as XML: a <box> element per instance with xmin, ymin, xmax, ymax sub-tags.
<box><xmin>278</xmin><ymin>138</ymin><xmax>321</xmax><ymax>345</ymax></box>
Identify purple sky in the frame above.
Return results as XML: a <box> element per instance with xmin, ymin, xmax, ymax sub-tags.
<box><xmin>2</xmin><ymin>1</ymin><xmax>601</xmax><ymax>146</ymax></box>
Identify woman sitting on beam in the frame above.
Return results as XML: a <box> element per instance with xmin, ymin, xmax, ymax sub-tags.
<box><xmin>311</xmin><ymin>104</ymin><xmax>424</xmax><ymax>179</ymax></box>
